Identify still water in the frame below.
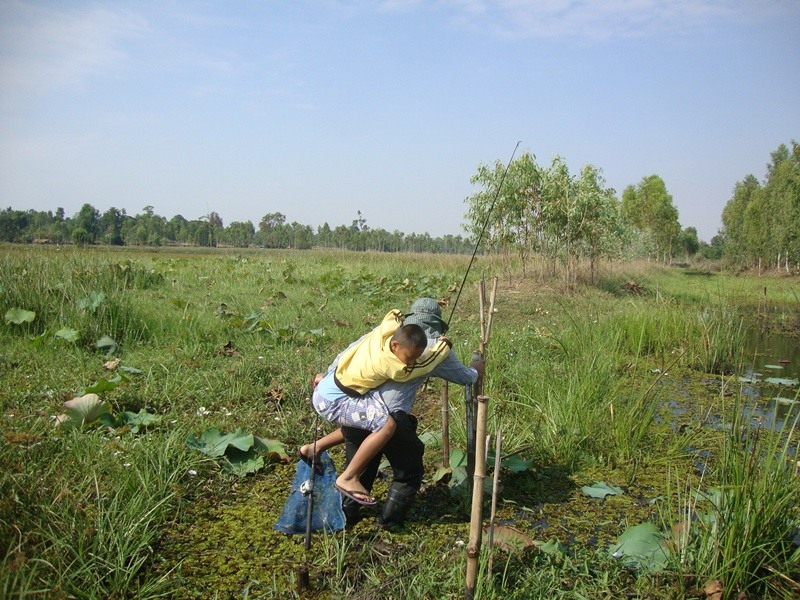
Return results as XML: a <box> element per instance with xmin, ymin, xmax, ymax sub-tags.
<box><xmin>740</xmin><ymin>328</ymin><xmax>800</xmax><ymax>432</ymax></box>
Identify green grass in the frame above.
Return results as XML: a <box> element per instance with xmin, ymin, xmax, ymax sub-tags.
<box><xmin>1</xmin><ymin>245</ymin><xmax>798</xmax><ymax>598</ymax></box>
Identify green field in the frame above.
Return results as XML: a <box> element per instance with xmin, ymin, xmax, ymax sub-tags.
<box><xmin>1</xmin><ymin>245</ymin><xmax>798</xmax><ymax>599</ymax></box>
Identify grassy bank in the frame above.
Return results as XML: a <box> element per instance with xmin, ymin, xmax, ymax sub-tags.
<box><xmin>1</xmin><ymin>245</ymin><xmax>798</xmax><ymax>598</ymax></box>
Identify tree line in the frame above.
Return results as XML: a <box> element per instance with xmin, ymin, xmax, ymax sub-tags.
<box><xmin>720</xmin><ymin>140</ymin><xmax>800</xmax><ymax>272</ymax></box>
<box><xmin>3</xmin><ymin>141</ymin><xmax>795</xmax><ymax>271</ymax></box>
<box><xmin>0</xmin><ymin>205</ymin><xmax>474</xmax><ymax>255</ymax></box>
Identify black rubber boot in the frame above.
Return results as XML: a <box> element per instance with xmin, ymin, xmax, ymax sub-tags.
<box><xmin>379</xmin><ymin>484</ymin><xmax>416</xmax><ymax>530</ymax></box>
<box><xmin>342</xmin><ymin>501</ymin><xmax>362</xmax><ymax>528</ymax></box>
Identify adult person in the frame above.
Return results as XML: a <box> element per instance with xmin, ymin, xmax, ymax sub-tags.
<box><xmin>300</xmin><ymin>311</ymin><xmax>451</xmax><ymax>505</ymax></box>
<box><xmin>339</xmin><ymin>297</ymin><xmax>484</xmax><ymax>529</ymax></box>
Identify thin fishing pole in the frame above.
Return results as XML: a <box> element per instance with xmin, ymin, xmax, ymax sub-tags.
<box><xmin>447</xmin><ymin>141</ymin><xmax>521</xmax><ymax>326</ymax></box>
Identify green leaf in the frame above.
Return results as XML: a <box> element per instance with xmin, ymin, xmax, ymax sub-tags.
<box><xmin>764</xmin><ymin>377</ymin><xmax>798</xmax><ymax>387</ymax></box>
<box><xmin>5</xmin><ymin>308</ymin><xmax>36</xmax><ymax>325</ymax></box>
<box><xmin>489</xmin><ymin>452</ymin><xmax>533</xmax><ymax>473</ymax></box>
<box><xmin>418</xmin><ymin>430</ymin><xmax>442</xmax><ymax>448</ymax></box>
<box><xmin>96</xmin><ymin>335</ymin><xmax>118</xmax><ymax>357</ymax></box>
<box><xmin>83</xmin><ymin>375</ymin><xmax>123</xmax><ymax>394</ymax></box>
<box><xmin>221</xmin><ymin>448</ymin><xmax>265</xmax><ymax>476</ymax></box>
<box><xmin>608</xmin><ymin>522</ymin><xmax>668</xmax><ymax>571</ymax></box>
<box><xmin>536</xmin><ymin>538</ymin><xmax>567</xmax><ymax>555</ymax></box>
<box><xmin>432</xmin><ymin>465</ymin><xmax>453</xmax><ymax>484</ymax></box>
<box><xmin>253</xmin><ymin>436</ymin><xmax>289</xmax><ymax>462</ymax></box>
<box><xmin>187</xmin><ymin>428</ymin><xmax>254</xmax><ymax>458</ymax></box>
<box><xmin>78</xmin><ymin>292</ymin><xmax>106</xmax><ymax>312</ymax></box>
<box><xmin>582</xmin><ymin>481</ymin><xmax>624</xmax><ymax>499</ymax></box>
<box><xmin>449</xmin><ymin>465</ymin><xmax>468</xmax><ymax>488</ymax></box>
<box><xmin>449</xmin><ymin>448</ymin><xmax>467</xmax><ymax>468</ymax></box>
<box><xmin>118</xmin><ymin>364</ymin><xmax>143</xmax><ymax>375</ymax></box>
<box><xmin>56</xmin><ymin>393</ymin><xmax>112</xmax><ymax>429</ymax></box>
<box><xmin>55</xmin><ymin>327</ymin><xmax>80</xmax><ymax>343</ymax></box>
<box><xmin>118</xmin><ymin>409</ymin><xmax>160</xmax><ymax>433</ymax></box>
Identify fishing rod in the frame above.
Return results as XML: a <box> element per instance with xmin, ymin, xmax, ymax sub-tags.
<box><xmin>446</xmin><ymin>141</ymin><xmax>521</xmax><ymax>326</ymax></box>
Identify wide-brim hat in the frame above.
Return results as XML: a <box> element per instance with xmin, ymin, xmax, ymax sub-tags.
<box><xmin>403</xmin><ymin>297</ymin><xmax>448</xmax><ymax>337</ymax></box>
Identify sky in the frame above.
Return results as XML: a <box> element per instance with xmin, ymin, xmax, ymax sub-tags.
<box><xmin>1</xmin><ymin>1</ymin><xmax>799</xmax><ymax>243</ymax></box>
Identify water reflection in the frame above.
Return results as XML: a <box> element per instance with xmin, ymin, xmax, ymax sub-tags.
<box><xmin>739</xmin><ymin>328</ymin><xmax>799</xmax><ymax>433</ymax></box>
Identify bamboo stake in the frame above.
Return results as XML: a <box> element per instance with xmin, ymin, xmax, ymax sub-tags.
<box><xmin>487</xmin><ymin>429</ymin><xmax>503</xmax><ymax>577</ymax></box>
<box><xmin>485</xmin><ymin>276</ymin><xmax>498</xmax><ymax>342</ymax></box>
<box><xmin>478</xmin><ymin>279</ymin><xmax>487</xmax><ymax>358</ymax></box>
<box><xmin>442</xmin><ymin>381</ymin><xmax>450</xmax><ymax>469</ymax></box>
<box><xmin>465</xmin><ymin>394</ymin><xmax>489</xmax><ymax>600</ymax></box>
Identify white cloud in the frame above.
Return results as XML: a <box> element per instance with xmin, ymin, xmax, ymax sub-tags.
<box><xmin>441</xmin><ymin>0</ymin><xmax>799</xmax><ymax>41</ymax></box>
<box><xmin>0</xmin><ymin>1</ymin><xmax>148</xmax><ymax>108</ymax></box>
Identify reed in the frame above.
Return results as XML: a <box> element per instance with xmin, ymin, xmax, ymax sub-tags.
<box><xmin>663</xmin><ymin>393</ymin><xmax>800</xmax><ymax>598</ymax></box>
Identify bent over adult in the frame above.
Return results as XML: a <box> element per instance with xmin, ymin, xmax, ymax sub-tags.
<box><xmin>339</xmin><ymin>297</ymin><xmax>483</xmax><ymax>529</ymax></box>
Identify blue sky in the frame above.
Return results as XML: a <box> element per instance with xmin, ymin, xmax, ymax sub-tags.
<box><xmin>1</xmin><ymin>1</ymin><xmax>798</xmax><ymax>243</ymax></box>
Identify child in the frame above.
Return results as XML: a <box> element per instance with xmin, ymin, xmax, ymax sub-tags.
<box><xmin>299</xmin><ymin>310</ymin><xmax>450</xmax><ymax>505</ymax></box>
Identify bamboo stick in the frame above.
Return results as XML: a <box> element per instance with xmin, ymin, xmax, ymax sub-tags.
<box><xmin>487</xmin><ymin>429</ymin><xmax>503</xmax><ymax>577</ymax></box>
<box><xmin>468</xmin><ymin>281</ymin><xmax>487</xmax><ymax>484</ymax></box>
<box><xmin>442</xmin><ymin>381</ymin><xmax>450</xmax><ymax>469</ymax></box>
<box><xmin>465</xmin><ymin>394</ymin><xmax>489</xmax><ymax>600</ymax></box>
<box><xmin>485</xmin><ymin>276</ymin><xmax>498</xmax><ymax>342</ymax></box>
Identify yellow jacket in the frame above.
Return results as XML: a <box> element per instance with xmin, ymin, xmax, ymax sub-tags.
<box><xmin>334</xmin><ymin>310</ymin><xmax>451</xmax><ymax>397</ymax></box>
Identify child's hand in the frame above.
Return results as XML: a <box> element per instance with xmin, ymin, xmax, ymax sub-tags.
<box><xmin>312</xmin><ymin>373</ymin><xmax>324</xmax><ymax>388</ymax></box>
<box><xmin>439</xmin><ymin>335</ymin><xmax>452</xmax><ymax>348</ymax></box>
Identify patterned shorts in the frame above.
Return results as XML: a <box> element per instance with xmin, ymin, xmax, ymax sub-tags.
<box><xmin>312</xmin><ymin>387</ymin><xmax>390</xmax><ymax>433</ymax></box>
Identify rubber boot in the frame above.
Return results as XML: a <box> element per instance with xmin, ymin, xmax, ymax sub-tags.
<box><xmin>379</xmin><ymin>484</ymin><xmax>417</xmax><ymax>530</ymax></box>
<box><xmin>342</xmin><ymin>501</ymin><xmax>362</xmax><ymax>529</ymax></box>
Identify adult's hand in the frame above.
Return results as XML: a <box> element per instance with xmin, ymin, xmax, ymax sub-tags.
<box><xmin>470</xmin><ymin>355</ymin><xmax>485</xmax><ymax>377</ymax></box>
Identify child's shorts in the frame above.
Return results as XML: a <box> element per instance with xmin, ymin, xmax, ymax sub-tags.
<box><xmin>312</xmin><ymin>387</ymin><xmax>390</xmax><ymax>433</ymax></box>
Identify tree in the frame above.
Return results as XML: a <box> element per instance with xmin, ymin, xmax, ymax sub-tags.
<box><xmin>679</xmin><ymin>227</ymin><xmax>700</xmax><ymax>258</ymax></box>
<box><xmin>73</xmin><ymin>203</ymin><xmax>100</xmax><ymax>244</ymax></box>
<box><xmin>99</xmin><ymin>207</ymin><xmax>126</xmax><ymax>245</ymax></box>
<box><xmin>621</xmin><ymin>175</ymin><xmax>681</xmax><ymax>262</ymax></box>
<box><xmin>721</xmin><ymin>174</ymin><xmax>761</xmax><ymax>265</ymax></box>
<box><xmin>223</xmin><ymin>221</ymin><xmax>255</xmax><ymax>247</ymax></box>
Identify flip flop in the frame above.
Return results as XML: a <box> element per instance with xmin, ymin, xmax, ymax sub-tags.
<box><xmin>334</xmin><ymin>484</ymin><xmax>376</xmax><ymax>506</ymax></box>
<box><xmin>298</xmin><ymin>449</ymin><xmax>323</xmax><ymax>476</ymax></box>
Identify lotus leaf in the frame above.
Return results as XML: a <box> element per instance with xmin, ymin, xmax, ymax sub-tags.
<box><xmin>187</xmin><ymin>428</ymin><xmax>254</xmax><ymax>458</ymax></box>
<box><xmin>608</xmin><ymin>522</ymin><xmax>668</xmax><ymax>571</ymax></box>
<box><xmin>56</xmin><ymin>393</ymin><xmax>112</xmax><ymax>429</ymax></box>
<box><xmin>582</xmin><ymin>481</ymin><xmax>624</xmax><ymax>499</ymax></box>
<box><xmin>5</xmin><ymin>307</ymin><xmax>35</xmax><ymax>325</ymax></box>
<box><xmin>55</xmin><ymin>327</ymin><xmax>80</xmax><ymax>343</ymax></box>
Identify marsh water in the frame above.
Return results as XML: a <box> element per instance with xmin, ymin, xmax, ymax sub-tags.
<box><xmin>740</xmin><ymin>327</ymin><xmax>800</xmax><ymax>433</ymax></box>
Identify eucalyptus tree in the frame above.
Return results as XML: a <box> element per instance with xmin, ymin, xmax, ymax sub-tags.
<box><xmin>721</xmin><ymin>175</ymin><xmax>761</xmax><ymax>265</ymax></box>
<box><xmin>572</xmin><ymin>165</ymin><xmax>625</xmax><ymax>282</ymax></box>
<box><xmin>621</xmin><ymin>175</ymin><xmax>681</xmax><ymax>262</ymax></box>
<box><xmin>721</xmin><ymin>141</ymin><xmax>800</xmax><ymax>270</ymax></box>
<box><xmin>679</xmin><ymin>227</ymin><xmax>700</xmax><ymax>258</ymax></box>
<box><xmin>761</xmin><ymin>141</ymin><xmax>800</xmax><ymax>271</ymax></box>
<box><xmin>464</xmin><ymin>151</ymin><xmax>544</xmax><ymax>274</ymax></box>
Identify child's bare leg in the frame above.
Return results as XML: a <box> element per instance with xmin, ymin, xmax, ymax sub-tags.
<box><xmin>336</xmin><ymin>416</ymin><xmax>396</xmax><ymax>497</ymax></box>
<box><xmin>300</xmin><ymin>428</ymin><xmax>344</xmax><ymax>462</ymax></box>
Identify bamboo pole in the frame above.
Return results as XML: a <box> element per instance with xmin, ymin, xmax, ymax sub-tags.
<box><xmin>468</xmin><ymin>281</ymin><xmax>487</xmax><ymax>484</ymax></box>
<box><xmin>487</xmin><ymin>429</ymin><xmax>503</xmax><ymax>577</ymax></box>
<box><xmin>465</xmin><ymin>394</ymin><xmax>489</xmax><ymax>600</ymax></box>
<box><xmin>441</xmin><ymin>381</ymin><xmax>450</xmax><ymax>469</ymax></box>
<box><xmin>485</xmin><ymin>276</ymin><xmax>498</xmax><ymax>342</ymax></box>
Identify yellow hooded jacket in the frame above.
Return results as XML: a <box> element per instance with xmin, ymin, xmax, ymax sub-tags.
<box><xmin>333</xmin><ymin>310</ymin><xmax>451</xmax><ymax>397</ymax></box>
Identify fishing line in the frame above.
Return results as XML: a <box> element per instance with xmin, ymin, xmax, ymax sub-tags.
<box><xmin>446</xmin><ymin>141</ymin><xmax>521</xmax><ymax>326</ymax></box>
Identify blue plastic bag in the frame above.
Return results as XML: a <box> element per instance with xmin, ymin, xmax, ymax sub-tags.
<box><xmin>274</xmin><ymin>451</ymin><xmax>345</xmax><ymax>534</ymax></box>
